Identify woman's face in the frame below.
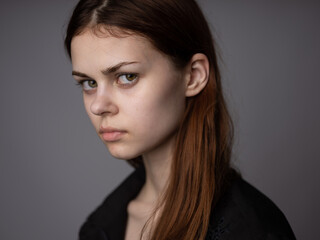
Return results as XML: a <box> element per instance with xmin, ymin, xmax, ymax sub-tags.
<box><xmin>71</xmin><ymin>29</ymin><xmax>186</xmax><ymax>160</ymax></box>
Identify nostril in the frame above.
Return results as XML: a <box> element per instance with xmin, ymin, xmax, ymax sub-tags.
<box><xmin>90</xmin><ymin>97</ymin><xmax>118</xmax><ymax>116</ymax></box>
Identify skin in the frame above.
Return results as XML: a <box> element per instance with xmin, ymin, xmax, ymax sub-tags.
<box><xmin>71</xmin><ymin>27</ymin><xmax>209</xmax><ymax>239</ymax></box>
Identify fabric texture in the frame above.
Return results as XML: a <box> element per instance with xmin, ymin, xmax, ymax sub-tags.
<box><xmin>79</xmin><ymin>166</ymin><xmax>296</xmax><ymax>240</ymax></box>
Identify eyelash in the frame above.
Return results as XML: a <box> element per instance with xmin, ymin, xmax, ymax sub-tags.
<box><xmin>76</xmin><ymin>73</ymin><xmax>139</xmax><ymax>91</ymax></box>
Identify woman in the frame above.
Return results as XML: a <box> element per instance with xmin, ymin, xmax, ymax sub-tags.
<box><xmin>65</xmin><ymin>0</ymin><xmax>296</xmax><ymax>239</ymax></box>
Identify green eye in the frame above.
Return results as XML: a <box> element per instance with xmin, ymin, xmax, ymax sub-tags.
<box><xmin>125</xmin><ymin>74</ymin><xmax>137</xmax><ymax>81</ymax></box>
<box><xmin>87</xmin><ymin>80</ymin><xmax>97</xmax><ymax>88</ymax></box>
<box><xmin>118</xmin><ymin>73</ymin><xmax>138</xmax><ymax>85</ymax></box>
<box><xmin>81</xmin><ymin>80</ymin><xmax>97</xmax><ymax>90</ymax></box>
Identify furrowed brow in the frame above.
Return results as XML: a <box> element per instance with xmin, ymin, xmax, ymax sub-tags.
<box><xmin>71</xmin><ymin>61</ymin><xmax>139</xmax><ymax>78</ymax></box>
<box><xmin>101</xmin><ymin>61</ymin><xmax>139</xmax><ymax>75</ymax></box>
<box><xmin>72</xmin><ymin>71</ymin><xmax>89</xmax><ymax>78</ymax></box>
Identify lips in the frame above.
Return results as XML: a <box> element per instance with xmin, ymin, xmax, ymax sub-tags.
<box><xmin>99</xmin><ymin>126</ymin><xmax>127</xmax><ymax>142</ymax></box>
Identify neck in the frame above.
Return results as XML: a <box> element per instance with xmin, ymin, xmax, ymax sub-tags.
<box><xmin>140</xmin><ymin>137</ymin><xmax>175</xmax><ymax>203</ymax></box>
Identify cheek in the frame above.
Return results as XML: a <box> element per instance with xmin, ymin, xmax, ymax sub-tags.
<box><xmin>125</xmin><ymin>82</ymin><xmax>186</xmax><ymax>133</ymax></box>
<box><xmin>83</xmin><ymin>97</ymin><xmax>90</xmax><ymax>115</ymax></box>
<box><xmin>83</xmin><ymin>96</ymin><xmax>99</xmax><ymax>130</ymax></box>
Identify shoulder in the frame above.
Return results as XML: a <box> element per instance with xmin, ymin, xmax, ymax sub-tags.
<box><xmin>206</xmin><ymin>175</ymin><xmax>296</xmax><ymax>240</ymax></box>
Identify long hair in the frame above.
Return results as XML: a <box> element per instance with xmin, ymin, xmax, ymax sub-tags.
<box><xmin>65</xmin><ymin>0</ymin><xmax>234</xmax><ymax>239</ymax></box>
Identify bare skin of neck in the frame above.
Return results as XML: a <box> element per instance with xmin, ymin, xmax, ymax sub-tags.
<box><xmin>124</xmin><ymin>137</ymin><xmax>174</xmax><ymax>240</ymax></box>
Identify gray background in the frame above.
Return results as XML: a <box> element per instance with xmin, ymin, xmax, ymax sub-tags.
<box><xmin>0</xmin><ymin>0</ymin><xmax>319</xmax><ymax>239</ymax></box>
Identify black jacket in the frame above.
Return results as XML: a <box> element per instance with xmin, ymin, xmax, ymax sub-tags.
<box><xmin>79</xmin><ymin>166</ymin><xmax>296</xmax><ymax>240</ymax></box>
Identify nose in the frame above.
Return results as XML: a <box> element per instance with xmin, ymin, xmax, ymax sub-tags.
<box><xmin>90</xmin><ymin>90</ymin><xmax>119</xmax><ymax>116</ymax></box>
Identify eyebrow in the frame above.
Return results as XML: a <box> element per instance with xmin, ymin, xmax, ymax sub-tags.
<box><xmin>71</xmin><ymin>71</ymin><xmax>89</xmax><ymax>78</ymax></box>
<box><xmin>72</xmin><ymin>61</ymin><xmax>139</xmax><ymax>78</ymax></box>
<box><xmin>101</xmin><ymin>61</ymin><xmax>139</xmax><ymax>75</ymax></box>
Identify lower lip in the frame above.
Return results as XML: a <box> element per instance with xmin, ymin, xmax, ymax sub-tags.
<box><xmin>101</xmin><ymin>131</ymin><xmax>126</xmax><ymax>142</ymax></box>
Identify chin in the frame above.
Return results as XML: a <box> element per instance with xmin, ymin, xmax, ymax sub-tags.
<box><xmin>106</xmin><ymin>145</ymin><xmax>141</xmax><ymax>160</ymax></box>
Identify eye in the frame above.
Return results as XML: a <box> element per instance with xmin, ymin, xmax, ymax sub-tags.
<box><xmin>79</xmin><ymin>80</ymin><xmax>97</xmax><ymax>91</ymax></box>
<box><xmin>117</xmin><ymin>73</ymin><xmax>138</xmax><ymax>86</ymax></box>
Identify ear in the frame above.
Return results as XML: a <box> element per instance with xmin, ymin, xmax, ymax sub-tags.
<box><xmin>184</xmin><ymin>53</ymin><xmax>209</xmax><ymax>97</ymax></box>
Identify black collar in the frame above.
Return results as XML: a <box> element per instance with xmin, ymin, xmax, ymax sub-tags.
<box><xmin>79</xmin><ymin>166</ymin><xmax>296</xmax><ymax>240</ymax></box>
<box><xmin>79</xmin><ymin>166</ymin><xmax>145</xmax><ymax>240</ymax></box>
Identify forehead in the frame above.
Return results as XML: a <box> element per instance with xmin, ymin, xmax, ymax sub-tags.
<box><xmin>70</xmin><ymin>28</ymin><xmax>158</xmax><ymax>66</ymax></box>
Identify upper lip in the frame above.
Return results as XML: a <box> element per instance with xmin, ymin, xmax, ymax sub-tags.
<box><xmin>99</xmin><ymin>126</ymin><xmax>126</xmax><ymax>134</ymax></box>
